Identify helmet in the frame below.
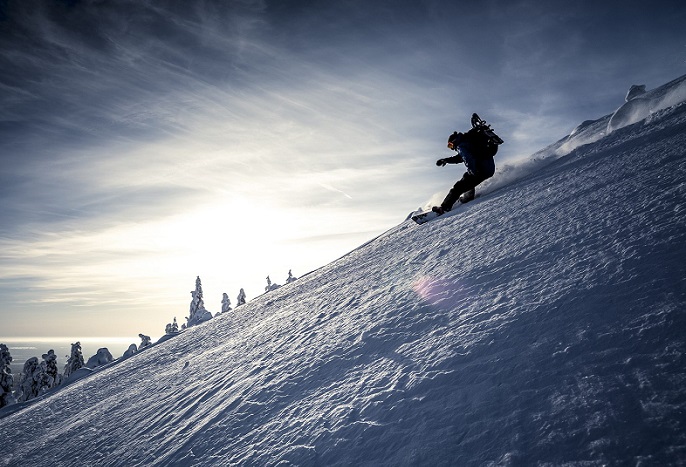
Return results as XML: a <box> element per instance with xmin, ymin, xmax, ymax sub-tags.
<box><xmin>447</xmin><ymin>131</ymin><xmax>461</xmax><ymax>150</ymax></box>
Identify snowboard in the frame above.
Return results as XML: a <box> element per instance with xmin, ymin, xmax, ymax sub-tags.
<box><xmin>411</xmin><ymin>209</ymin><xmax>442</xmax><ymax>224</ymax></box>
<box><xmin>410</xmin><ymin>194</ymin><xmax>481</xmax><ymax>225</ymax></box>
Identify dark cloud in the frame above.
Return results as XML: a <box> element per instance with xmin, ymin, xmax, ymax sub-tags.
<box><xmin>0</xmin><ymin>0</ymin><xmax>268</xmax><ymax>161</ymax></box>
<box><xmin>2</xmin><ymin>0</ymin><xmax>683</xmax><ymax>163</ymax></box>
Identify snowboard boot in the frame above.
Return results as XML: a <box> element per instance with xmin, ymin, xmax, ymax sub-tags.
<box><xmin>459</xmin><ymin>188</ymin><xmax>476</xmax><ymax>204</ymax></box>
<box><xmin>432</xmin><ymin>206</ymin><xmax>447</xmax><ymax>215</ymax></box>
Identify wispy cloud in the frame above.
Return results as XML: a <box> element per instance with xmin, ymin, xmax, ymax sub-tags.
<box><xmin>1</xmin><ymin>0</ymin><xmax>683</xmax><ymax>337</ymax></box>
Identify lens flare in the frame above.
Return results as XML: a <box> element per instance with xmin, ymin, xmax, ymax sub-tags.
<box><xmin>412</xmin><ymin>276</ymin><xmax>468</xmax><ymax>312</ymax></box>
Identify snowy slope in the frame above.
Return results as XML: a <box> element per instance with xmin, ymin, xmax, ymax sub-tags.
<box><xmin>2</xmin><ymin>77</ymin><xmax>685</xmax><ymax>466</ymax></box>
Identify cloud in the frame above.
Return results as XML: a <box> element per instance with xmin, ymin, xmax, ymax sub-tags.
<box><xmin>1</xmin><ymin>0</ymin><xmax>684</xmax><ymax>337</ymax></box>
<box><xmin>318</xmin><ymin>183</ymin><xmax>353</xmax><ymax>200</ymax></box>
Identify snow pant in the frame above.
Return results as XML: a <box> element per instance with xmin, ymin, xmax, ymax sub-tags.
<box><xmin>441</xmin><ymin>153</ymin><xmax>495</xmax><ymax>211</ymax></box>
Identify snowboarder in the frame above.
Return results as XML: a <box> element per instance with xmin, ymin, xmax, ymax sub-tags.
<box><xmin>432</xmin><ymin>114</ymin><xmax>502</xmax><ymax>214</ymax></box>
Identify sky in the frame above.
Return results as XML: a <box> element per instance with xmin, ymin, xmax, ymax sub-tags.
<box><xmin>0</xmin><ymin>0</ymin><xmax>684</xmax><ymax>339</ymax></box>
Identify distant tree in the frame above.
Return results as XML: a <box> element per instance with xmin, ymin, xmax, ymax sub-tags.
<box><xmin>0</xmin><ymin>343</ymin><xmax>15</xmax><ymax>408</ymax></box>
<box><xmin>17</xmin><ymin>357</ymin><xmax>40</xmax><ymax>402</ymax></box>
<box><xmin>85</xmin><ymin>348</ymin><xmax>114</xmax><ymax>369</ymax></box>
<box><xmin>187</xmin><ymin>276</ymin><xmax>213</xmax><ymax>327</ymax></box>
<box><xmin>36</xmin><ymin>360</ymin><xmax>54</xmax><ymax>395</ymax></box>
<box><xmin>63</xmin><ymin>342</ymin><xmax>85</xmax><ymax>379</ymax></box>
<box><xmin>15</xmin><ymin>350</ymin><xmax>63</xmax><ymax>401</ymax></box>
<box><xmin>139</xmin><ymin>334</ymin><xmax>152</xmax><ymax>349</ymax></box>
<box><xmin>122</xmin><ymin>343</ymin><xmax>138</xmax><ymax>359</ymax></box>
<box><xmin>237</xmin><ymin>288</ymin><xmax>246</xmax><ymax>306</ymax></box>
<box><xmin>165</xmin><ymin>317</ymin><xmax>179</xmax><ymax>334</ymax></box>
<box><xmin>286</xmin><ymin>269</ymin><xmax>298</xmax><ymax>284</ymax></box>
<box><xmin>265</xmin><ymin>276</ymin><xmax>281</xmax><ymax>293</ymax></box>
<box><xmin>221</xmin><ymin>293</ymin><xmax>232</xmax><ymax>313</ymax></box>
<box><xmin>41</xmin><ymin>349</ymin><xmax>62</xmax><ymax>389</ymax></box>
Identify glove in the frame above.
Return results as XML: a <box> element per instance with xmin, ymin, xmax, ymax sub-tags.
<box><xmin>436</xmin><ymin>159</ymin><xmax>447</xmax><ymax>167</ymax></box>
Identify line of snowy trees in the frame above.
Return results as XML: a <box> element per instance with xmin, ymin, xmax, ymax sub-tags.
<box><xmin>265</xmin><ymin>269</ymin><xmax>297</xmax><ymax>293</ymax></box>
<box><xmin>1</xmin><ymin>270</ymin><xmax>299</xmax><ymax>410</ymax></box>
<box><xmin>0</xmin><ymin>332</ymin><xmax>158</xmax><ymax>408</ymax></box>
<box><xmin>166</xmin><ymin>270</ymin><xmax>298</xmax><ymax>335</ymax></box>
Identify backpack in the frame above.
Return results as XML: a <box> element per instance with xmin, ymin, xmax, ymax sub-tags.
<box><xmin>469</xmin><ymin>113</ymin><xmax>504</xmax><ymax>158</ymax></box>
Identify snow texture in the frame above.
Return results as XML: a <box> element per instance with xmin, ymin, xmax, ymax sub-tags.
<box><xmin>0</xmin><ymin>76</ymin><xmax>685</xmax><ymax>466</ymax></box>
<box><xmin>608</xmin><ymin>75</ymin><xmax>686</xmax><ymax>133</ymax></box>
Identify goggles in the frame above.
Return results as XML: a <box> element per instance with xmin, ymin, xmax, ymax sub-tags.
<box><xmin>447</xmin><ymin>141</ymin><xmax>455</xmax><ymax>150</ymax></box>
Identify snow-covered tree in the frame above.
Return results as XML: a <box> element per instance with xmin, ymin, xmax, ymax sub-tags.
<box><xmin>286</xmin><ymin>269</ymin><xmax>298</xmax><ymax>284</ymax></box>
<box><xmin>122</xmin><ymin>344</ymin><xmax>138</xmax><ymax>359</ymax></box>
<box><xmin>265</xmin><ymin>276</ymin><xmax>281</xmax><ymax>293</ymax></box>
<box><xmin>190</xmin><ymin>276</ymin><xmax>205</xmax><ymax>313</ymax></box>
<box><xmin>15</xmin><ymin>349</ymin><xmax>65</xmax><ymax>401</ymax></box>
<box><xmin>221</xmin><ymin>293</ymin><xmax>232</xmax><ymax>313</ymax></box>
<box><xmin>63</xmin><ymin>342</ymin><xmax>85</xmax><ymax>379</ymax></box>
<box><xmin>187</xmin><ymin>276</ymin><xmax>213</xmax><ymax>327</ymax></box>
<box><xmin>237</xmin><ymin>288</ymin><xmax>246</xmax><ymax>306</ymax></box>
<box><xmin>17</xmin><ymin>357</ymin><xmax>40</xmax><ymax>402</ymax></box>
<box><xmin>85</xmin><ymin>348</ymin><xmax>114</xmax><ymax>369</ymax></box>
<box><xmin>0</xmin><ymin>343</ymin><xmax>15</xmax><ymax>408</ymax></box>
<box><xmin>139</xmin><ymin>334</ymin><xmax>152</xmax><ymax>349</ymax></box>
<box><xmin>41</xmin><ymin>349</ymin><xmax>62</xmax><ymax>389</ymax></box>
<box><xmin>36</xmin><ymin>364</ymin><xmax>52</xmax><ymax>394</ymax></box>
<box><xmin>165</xmin><ymin>317</ymin><xmax>179</xmax><ymax>334</ymax></box>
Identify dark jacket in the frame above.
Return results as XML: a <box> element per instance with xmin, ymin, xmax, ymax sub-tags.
<box><xmin>444</xmin><ymin>128</ymin><xmax>496</xmax><ymax>179</ymax></box>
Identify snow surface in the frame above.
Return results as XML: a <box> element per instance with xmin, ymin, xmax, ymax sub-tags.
<box><xmin>1</xmin><ymin>76</ymin><xmax>685</xmax><ymax>466</ymax></box>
